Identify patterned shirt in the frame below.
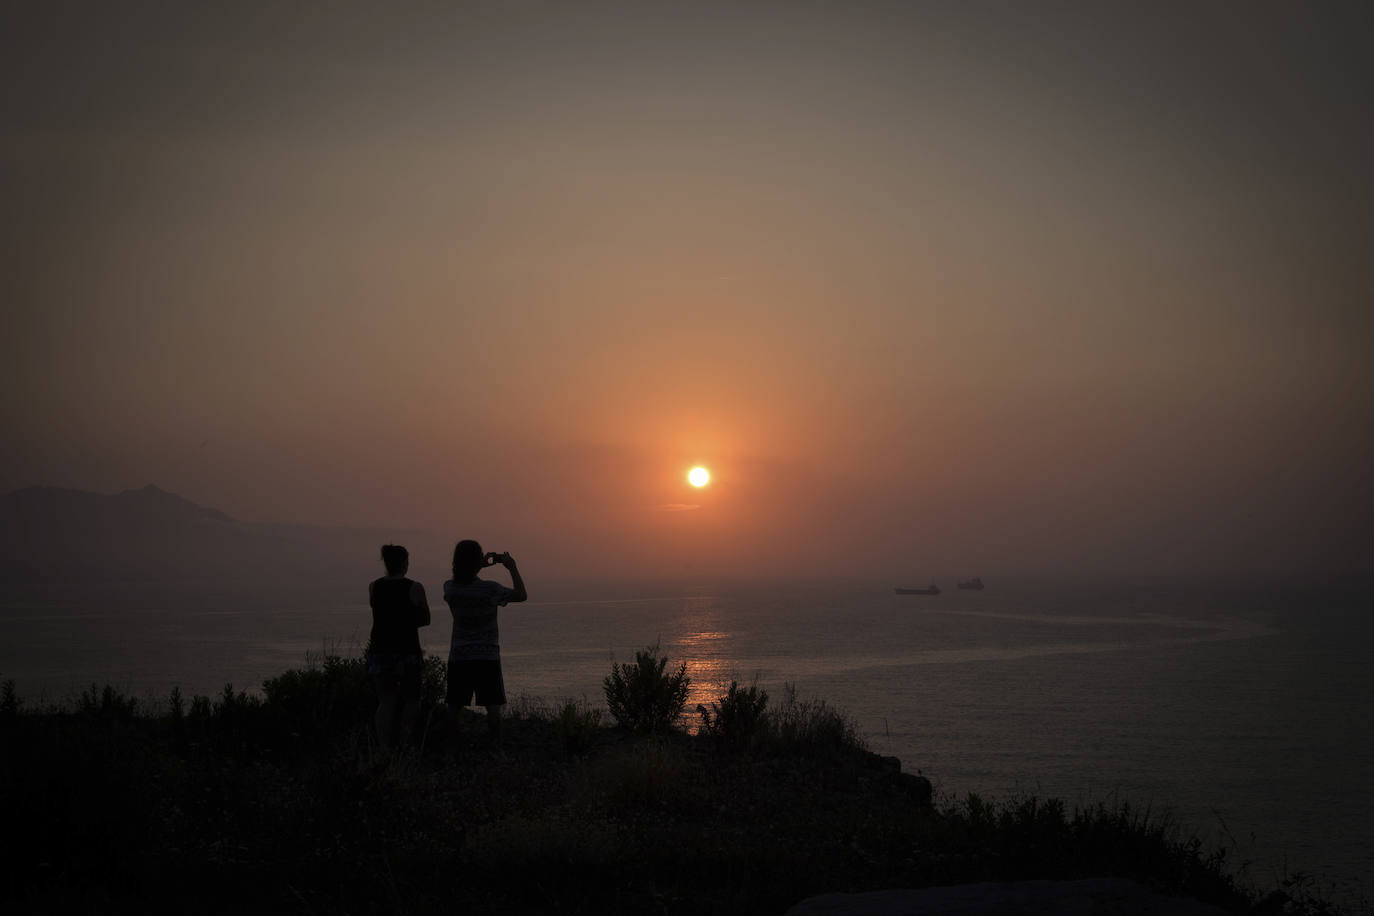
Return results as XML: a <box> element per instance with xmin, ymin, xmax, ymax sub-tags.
<box><xmin>443</xmin><ymin>578</ymin><xmax>516</xmax><ymax>661</ymax></box>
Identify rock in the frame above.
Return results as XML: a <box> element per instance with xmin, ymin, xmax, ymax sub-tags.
<box><xmin>785</xmin><ymin>878</ymin><xmax>1231</xmax><ymax>915</ymax></box>
<box><xmin>898</xmin><ymin>772</ymin><xmax>933</xmax><ymax>806</ymax></box>
<box><xmin>865</xmin><ymin>754</ymin><xmax>932</xmax><ymax>806</ymax></box>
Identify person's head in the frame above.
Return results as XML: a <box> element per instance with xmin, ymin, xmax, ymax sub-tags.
<box><xmin>452</xmin><ymin>539</ymin><xmax>484</xmax><ymax>582</ymax></box>
<box><xmin>381</xmin><ymin>544</ymin><xmax>409</xmax><ymax>576</ymax></box>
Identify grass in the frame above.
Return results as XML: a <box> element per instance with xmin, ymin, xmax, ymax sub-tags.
<box><xmin>0</xmin><ymin>659</ymin><xmax>1363</xmax><ymax>915</ymax></box>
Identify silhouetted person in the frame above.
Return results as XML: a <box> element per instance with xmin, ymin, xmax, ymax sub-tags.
<box><xmin>443</xmin><ymin>540</ymin><xmax>527</xmax><ymax>745</ymax></box>
<box><xmin>367</xmin><ymin>544</ymin><xmax>431</xmax><ymax>749</ymax></box>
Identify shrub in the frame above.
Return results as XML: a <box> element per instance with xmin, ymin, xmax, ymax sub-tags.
<box><xmin>189</xmin><ymin>693</ymin><xmax>212</xmax><ymax>720</ymax></box>
<box><xmin>596</xmin><ymin>739</ymin><xmax>690</xmax><ymax>811</ymax></box>
<box><xmin>209</xmin><ymin>683</ymin><xmax>264</xmax><ymax>748</ymax></box>
<box><xmin>767</xmin><ymin>683</ymin><xmax>864</xmax><ymax>756</ymax></box>
<box><xmin>466</xmin><ymin>813</ymin><xmax>620</xmax><ymax>873</ymax></box>
<box><xmin>420</xmin><ymin>653</ymin><xmax>447</xmax><ymax>709</ymax></box>
<box><xmin>553</xmin><ymin>699</ymin><xmax>603</xmax><ymax>756</ymax></box>
<box><xmin>697</xmin><ymin>678</ymin><xmax>769</xmax><ymax>749</ymax></box>
<box><xmin>80</xmin><ymin>683</ymin><xmax>138</xmax><ymax>719</ymax></box>
<box><xmin>1</xmin><ymin>678</ymin><xmax>18</xmax><ymax>718</ymax></box>
<box><xmin>505</xmin><ymin>694</ymin><xmax>553</xmax><ymax>720</ymax></box>
<box><xmin>262</xmin><ymin>652</ymin><xmax>370</xmax><ymax>738</ymax></box>
<box><xmin>603</xmin><ymin>644</ymin><xmax>690</xmax><ymax>734</ymax></box>
<box><xmin>214</xmin><ymin>682</ymin><xmax>261</xmax><ymax>717</ymax></box>
<box><xmin>168</xmin><ymin>685</ymin><xmax>184</xmax><ymax>721</ymax></box>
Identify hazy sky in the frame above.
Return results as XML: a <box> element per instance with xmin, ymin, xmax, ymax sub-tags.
<box><xmin>4</xmin><ymin>1</ymin><xmax>1372</xmax><ymax>580</ymax></box>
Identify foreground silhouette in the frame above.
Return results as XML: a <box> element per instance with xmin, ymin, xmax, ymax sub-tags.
<box><xmin>366</xmin><ymin>544</ymin><xmax>430</xmax><ymax>747</ymax></box>
<box><xmin>1</xmin><ymin>662</ymin><xmax>1304</xmax><ymax>915</ymax></box>
<box><xmin>443</xmin><ymin>539</ymin><xmax>528</xmax><ymax>744</ymax></box>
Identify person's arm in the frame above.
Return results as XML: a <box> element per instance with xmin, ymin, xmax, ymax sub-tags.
<box><xmin>499</xmin><ymin>553</ymin><xmax>528</xmax><ymax>603</ymax></box>
<box><xmin>411</xmin><ymin>581</ymin><xmax>432</xmax><ymax>627</ymax></box>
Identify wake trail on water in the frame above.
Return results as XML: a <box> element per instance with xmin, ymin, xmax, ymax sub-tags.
<box><xmin>916</xmin><ymin>606</ymin><xmax>1278</xmax><ymax>635</ymax></box>
<box><xmin>792</xmin><ymin>612</ymin><xmax>1280</xmax><ymax>676</ymax></box>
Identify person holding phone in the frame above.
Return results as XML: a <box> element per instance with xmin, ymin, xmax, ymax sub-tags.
<box><xmin>443</xmin><ymin>539</ymin><xmax>527</xmax><ymax>744</ymax></box>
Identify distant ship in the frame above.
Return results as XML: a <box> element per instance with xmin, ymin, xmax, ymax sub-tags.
<box><xmin>895</xmin><ymin>584</ymin><xmax>940</xmax><ymax>595</ymax></box>
<box><xmin>957</xmin><ymin>577</ymin><xmax>985</xmax><ymax>590</ymax></box>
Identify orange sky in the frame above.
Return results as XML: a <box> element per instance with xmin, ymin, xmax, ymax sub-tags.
<box><xmin>3</xmin><ymin>2</ymin><xmax>1372</xmax><ymax>580</ymax></box>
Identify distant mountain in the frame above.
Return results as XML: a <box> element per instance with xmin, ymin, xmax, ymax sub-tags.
<box><xmin>3</xmin><ymin>484</ymin><xmax>231</xmax><ymax>529</ymax></box>
<box><xmin>0</xmin><ymin>485</ymin><xmax>419</xmax><ymax>583</ymax></box>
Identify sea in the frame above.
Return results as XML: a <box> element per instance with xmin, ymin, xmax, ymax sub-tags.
<box><xmin>1</xmin><ymin>575</ymin><xmax>1370</xmax><ymax>906</ymax></box>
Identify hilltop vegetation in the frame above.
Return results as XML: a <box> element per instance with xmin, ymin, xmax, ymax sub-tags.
<box><xmin>0</xmin><ymin>650</ymin><xmax>1354</xmax><ymax>914</ymax></box>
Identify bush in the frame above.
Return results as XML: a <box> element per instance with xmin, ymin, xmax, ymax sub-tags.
<box><xmin>768</xmin><ymin>683</ymin><xmax>864</xmax><ymax>756</ymax></box>
<box><xmin>593</xmin><ymin>739</ymin><xmax>690</xmax><ymax>811</ymax></box>
<box><xmin>167</xmin><ymin>685</ymin><xmax>184</xmax><ymax>721</ymax></box>
<box><xmin>1</xmin><ymin>678</ymin><xmax>19</xmax><ymax>718</ymax></box>
<box><xmin>262</xmin><ymin>653</ymin><xmax>371</xmax><ymax>739</ymax></box>
<box><xmin>554</xmin><ymin>699</ymin><xmax>603</xmax><ymax>756</ymax></box>
<box><xmin>697</xmin><ymin>678</ymin><xmax>769</xmax><ymax>749</ymax></box>
<box><xmin>603</xmin><ymin>644</ymin><xmax>690</xmax><ymax>734</ymax></box>
<box><xmin>80</xmin><ymin>683</ymin><xmax>138</xmax><ymax>719</ymax></box>
<box><xmin>214</xmin><ymin>682</ymin><xmax>262</xmax><ymax>718</ymax></box>
<box><xmin>420</xmin><ymin>653</ymin><xmax>447</xmax><ymax>710</ymax></box>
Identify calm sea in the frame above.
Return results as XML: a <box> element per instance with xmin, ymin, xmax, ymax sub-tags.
<box><xmin>1</xmin><ymin>575</ymin><xmax>1370</xmax><ymax>904</ymax></box>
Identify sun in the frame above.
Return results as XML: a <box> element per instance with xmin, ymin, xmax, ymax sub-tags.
<box><xmin>687</xmin><ymin>466</ymin><xmax>710</xmax><ymax>488</ymax></box>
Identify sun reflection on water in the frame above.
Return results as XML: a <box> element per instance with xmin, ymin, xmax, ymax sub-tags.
<box><xmin>669</xmin><ymin>596</ymin><xmax>757</xmax><ymax>720</ymax></box>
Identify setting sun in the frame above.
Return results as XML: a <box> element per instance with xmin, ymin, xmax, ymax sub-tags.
<box><xmin>688</xmin><ymin>466</ymin><xmax>710</xmax><ymax>487</ymax></box>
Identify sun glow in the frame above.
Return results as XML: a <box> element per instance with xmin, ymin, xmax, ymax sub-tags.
<box><xmin>688</xmin><ymin>466</ymin><xmax>710</xmax><ymax>487</ymax></box>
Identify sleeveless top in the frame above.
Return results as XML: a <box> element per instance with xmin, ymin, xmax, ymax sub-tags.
<box><xmin>369</xmin><ymin>576</ymin><xmax>422</xmax><ymax>655</ymax></box>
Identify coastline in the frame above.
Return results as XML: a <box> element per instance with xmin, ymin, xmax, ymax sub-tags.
<box><xmin>2</xmin><ymin>656</ymin><xmax>1361</xmax><ymax>915</ymax></box>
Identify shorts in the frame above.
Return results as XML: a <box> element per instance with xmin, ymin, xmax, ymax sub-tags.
<box><xmin>367</xmin><ymin>651</ymin><xmax>422</xmax><ymax>700</ymax></box>
<box><xmin>446</xmin><ymin>658</ymin><xmax>506</xmax><ymax>707</ymax></box>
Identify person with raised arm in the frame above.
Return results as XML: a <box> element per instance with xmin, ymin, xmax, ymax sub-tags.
<box><xmin>443</xmin><ymin>539</ymin><xmax>527</xmax><ymax>745</ymax></box>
